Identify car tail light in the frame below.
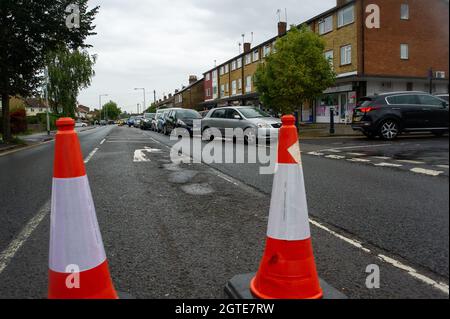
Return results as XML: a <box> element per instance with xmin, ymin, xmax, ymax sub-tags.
<box><xmin>359</xmin><ymin>106</ymin><xmax>380</xmax><ymax>113</ymax></box>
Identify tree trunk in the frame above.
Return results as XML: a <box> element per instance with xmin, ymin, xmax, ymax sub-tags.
<box><xmin>1</xmin><ymin>93</ymin><xmax>11</xmax><ymax>143</ymax></box>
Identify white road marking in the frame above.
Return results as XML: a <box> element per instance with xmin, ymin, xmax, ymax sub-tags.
<box><xmin>397</xmin><ymin>160</ymin><xmax>425</xmax><ymax>165</ymax></box>
<box><xmin>84</xmin><ymin>148</ymin><xmax>99</xmax><ymax>164</ymax></box>
<box><xmin>326</xmin><ymin>149</ymin><xmax>342</xmax><ymax>153</ymax></box>
<box><xmin>375</xmin><ymin>162</ymin><xmax>403</xmax><ymax>168</ymax></box>
<box><xmin>373</xmin><ymin>156</ymin><xmax>392</xmax><ymax>160</ymax></box>
<box><xmin>320</xmin><ymin>144</ymin><xmax>394</xmax><ymax>152</ymax></box>
<box><xmin>0</xmin><ymin>148</ymin><xmax>102</xmax><ymax>275</ymax></box>
<box><xmin>377</xmin><ymin>255</ymin><xmax>449</xmax><ymax>295</ymax></box>
<box><xmin>310</xmin><ymin>218</ymin><xmax>448</xmax><ymax>295</ymax></box>
<box><xmin>325</xmin><ymin>155</ymin><xmax>346</xmax><ymax>160</ymax></box>
<box><xmin>133</xmin><ymin>149</ymin><xmax>151</xmax><ymax>162</ymax></box>
<box><xmin>410</xmin><ymin>168</ymin><xmax>444</xmax><ymax>176</ymax></box>
<box><xmin>218</xmin><ymin>174</ymin><xmax>239</xmax><ymax>186</ymax></box>
<box><xmin>307</xmin><ymin>152</ymin><xmax>325</xmax><ymax>156</ymax></box>
<box><xmin>0</xmin><ymin>201</ymin><xmax>50</xmax><ymax>275</ymax></box>
<box><xmin>436</xmin><ymin>165</ymin><xmax>449</xmax><ymax>169</ymax></box>
<box><xmin>347</xmin><ymin>158</ymin><xmax>371</xmax><ymax>163</ymax></box>
<box><xmin>347</xmin><ymin>152</ymin><xmax>367</xmax><ymax>156</ymax></box>
<box><xmin>100</xmin><ymin>139</ymin><xmax>106</xmax><ymax>145</ymax></box>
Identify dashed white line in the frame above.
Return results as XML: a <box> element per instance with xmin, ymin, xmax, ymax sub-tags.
<box><xmin>0</xmin><ymin>146</ymin><xmax>105</xmax><ymax>275</ymax></box>
<box><xmin>0</xmin><ymin>202</ymin><xmax>50</xmax><ymax>275</ymax></box>
<box><xmin>100</xmin><ymin>139</ymin><xmax>106</xmax><ymax>145</ymax></box>
<box><xmin>373</xmin><ymin>156</ymin><xmax>392</xmax><ymax>160</ymax></box>
<box><xmin>375</xmin><ymin>162</ymin><xmax>403</xmax><ymax>168</ymax></box>
<box><xmin>84</xmin><ymin>148</ymin><xmax>99</xmax><ymax>164</ymax></box>
<box><xmin>310</xmin><ymin>218</ymin><xmax>448</xmax><ymax>295</ymax></box>
<box><xmin>347</xmin><ymin>158</ymin><xmax>371</xmax><ymax>163</ymax></box>
<box><xmin>397</xmin><ymin>160</ymin><xmax>425</xmax><ymax>165</ymax></box>
<box><xmin>325</xmin><ymin>155</ymin><xmax>346</xmax><ymax>160</ymax></box>
<box><xmin>436</xmin><ymin>165</ymin><xmax>449</xmax><ymax>169</ymax></box>
<box><xmin>410</xmin><ymin>168</ymin><xmax>444</xmax><ymax>176</ymax></box>
<box><xmin>377</xmin><ymin>255</ymin><xmax>449</xmax><ymax>295</ymax></box>
<box><xmin>347</xmin><ymin>152</ymin><xmax>367</xmax><ymax>156</ymax></box>
<box><xmin>307</xmin><ymin>152</ymin><xmax>325</xmax><ymax>156</ymax></box>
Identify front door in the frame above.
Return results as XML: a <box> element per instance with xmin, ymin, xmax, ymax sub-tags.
<box><xmin>339</xmin><ymin>93</ymin><xmax>347</xmax><ymax>123</ymax></box>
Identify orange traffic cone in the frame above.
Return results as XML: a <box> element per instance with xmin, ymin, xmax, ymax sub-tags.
<box><xmin>250</xmin><ymin>115</ymin><xmax>323</xmax><ymax>299</ymax></box>
<box><xmin>48</xmin><ymin>118</ymin><xmax>118</xmax><ymax>299</ymax></box>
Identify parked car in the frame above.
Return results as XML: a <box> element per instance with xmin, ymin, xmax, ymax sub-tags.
<box><xmin>352</xmin><ymin>91</ymin><xmax>449</xmax><ymax>140</ymax></box>
<box><xmin>164</xmin><ymin>108</ymin><xmax>202</xmax><ymax>137</ymax></box>
<box><xmin>75</xmin><ymin>121</ymin><xmax>88</xmax><ymax>128</ymax></box>
<box><xmin>127</xmin><ymin>116</ymin><xmax>136</xmax><ymax>127</ymax></box>
<box><xmin>133</xmin><ymin>116</ymin><xmax>143</xmax><ymax>128</ymax></box>
<box><xmin>140</xmin><ymin>113</ymin><xmax>156</xmax><ymax>130</ymax></box>
<box><xmin>100</xmin><ymin>120</ymin><xmax>107</xmax><ymax>126</ymax></box>
<box><xmin>201</xmin><ymin>106</ymin><xmax>282</xmax><ymax>144</ymax></box>
<box><xmin>157</xmin><ymin>109</ymin><xmax>173</xmax><ymax>133</ymax></box>
<box><xmin>434</xmin><ymin>93</ymin><xmax>449</xmax><ymax>102</ymax></box>
<box><xmin>152</xmin><ymin>109</ymin><xmax>165</xmax><ymax>131</ymax></box>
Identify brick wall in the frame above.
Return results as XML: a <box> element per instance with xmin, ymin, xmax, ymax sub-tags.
<box><xmin>363</xmin><ymin>0</ymin><xmax>449</xmax><ymax>78</ymax></box>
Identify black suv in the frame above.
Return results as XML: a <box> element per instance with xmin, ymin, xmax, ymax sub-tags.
<box><xmin>164</xmin><ymin>108</ymin><xmax>202</xmax><ymax>137</ymax></box>
<box><xmin>352</xmin><ymin>92</ymin><xmax>449</xmax><ymax>140</ymax></box>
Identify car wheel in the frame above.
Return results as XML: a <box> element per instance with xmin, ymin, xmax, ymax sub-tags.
<box><xmin>379</xmin><ymin>120</ymin><xmax>399</xmax><ymax>140</ymax></box>
<box><xmin>244</xmin><ymin>129</ymin><xmax>258</xmax><ymax>145</ymax></box>
<box><xmin>202</xmin><ymin>128</ymin><xmax>214</xmax><ymax>141</ymax></box>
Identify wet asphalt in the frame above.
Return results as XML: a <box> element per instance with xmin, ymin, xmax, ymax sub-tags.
<box><xmin>0</xmin><ymin>126</ymin><xmax>448</xmax><ymax>299</ymax></box>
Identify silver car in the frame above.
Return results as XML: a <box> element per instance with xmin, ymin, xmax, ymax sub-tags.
<box><xmin>201</xmin><ymin>106</ymin><xmax>281</xmax><ymax>144</ymax></box>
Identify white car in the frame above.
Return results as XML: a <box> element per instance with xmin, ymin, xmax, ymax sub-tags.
<box><xmin>75</xmin><ymin>122</ymin><xmax>88</xmax><ymax>128</ymax></box>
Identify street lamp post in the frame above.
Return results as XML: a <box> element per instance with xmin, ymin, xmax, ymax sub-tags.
<box><xmin>134</xmin><ymin>88</ymin><xmax>146</xmax><ymax>114</ymax></box>
<box><xmin>99</xmin><ymin>94</ymin><xmax>108</xmax><ymax>123</ymax></box>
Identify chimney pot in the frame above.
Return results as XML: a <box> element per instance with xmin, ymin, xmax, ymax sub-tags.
<box><xmin>189</xmin><ymin>75</ymin><xmax>198</xmax><ymax>84</ymax></box>
<box><xmin>243</xmin><ymin>42</ymin><xmax>251</xmax><ymax>53</ymax></box>
<box><xmin>278</xmin><ymin>21</ymin><xmax>287</xmax><ymax>36</ymax></box>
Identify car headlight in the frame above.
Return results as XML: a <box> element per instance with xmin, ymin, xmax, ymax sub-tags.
<box><xmin>257</xmin><ymin>122</ymin><xmax>272</xmax><ymax>129</ymax></box>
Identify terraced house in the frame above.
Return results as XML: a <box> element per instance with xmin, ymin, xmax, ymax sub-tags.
<box><xmin>199</xmin><ymin>0</ymin><xmax>449</xmax><ymax>123</ymax></box>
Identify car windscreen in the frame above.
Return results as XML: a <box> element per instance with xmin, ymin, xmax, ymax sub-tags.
<box><xmin>177</xmin><ymin>110</ymin><xmax>202</xmax><ymax>119</ymax></box>
<box><xmin>144</xmin><ymin>113</ymin><xmax>155</xmax><ymax>119</ymax></box>
<box><xmin>238</xmin><ymin>108</ymin><xmax>270</xmax><ymax>119</ymax></box>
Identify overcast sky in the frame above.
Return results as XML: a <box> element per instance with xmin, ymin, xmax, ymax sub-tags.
<box><xmin>79</xmin><ymin>0</ymin><xmax>335</xmax><ymax>114</ymax></box>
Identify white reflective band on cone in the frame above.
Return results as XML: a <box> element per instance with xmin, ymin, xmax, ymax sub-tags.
<box><xmin>50</xmin><ymin>176</ymin><xmax>106</xmax><ymax>273</ymax></box>
<box><xmin>267</xmin><ymin>164</ymin><xmax>311</xmax><ymax>241</ymax></box>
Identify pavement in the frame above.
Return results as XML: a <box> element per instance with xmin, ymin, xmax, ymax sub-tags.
<box><xmin>0</xmin><ymin>125</ymin><xmax>448</xmax><ymax>299</ymax></box>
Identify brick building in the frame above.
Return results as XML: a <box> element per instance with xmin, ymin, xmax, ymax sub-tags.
<box><xmin>174</xmin><ymin>76</ymin><xmax>205</xmax><ymax>110</ymax></box>
<box><xmin>199</xmin><ymin>0</ymin><xmax>448</xmax><ymax>123</ymax></box>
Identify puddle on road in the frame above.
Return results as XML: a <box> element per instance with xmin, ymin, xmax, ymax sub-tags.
<box><xmin>181</xmin><ymin>183</ymin><xmax>214</xmax><ymax>196</ymax></box>
<box><xmin>168</xmin><ymin>170</ymin><xmax>198</xmax><ymax>184</ymax></box>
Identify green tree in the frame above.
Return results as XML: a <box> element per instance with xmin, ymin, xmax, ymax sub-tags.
<box><xmin>254</xmin><ymin>25</ymin><xmax>336</xmax><ymax>115</ymax></box>
<box><xmin>0</xmin><ymin>0</ymin><xmax>98</xmax><ymax>142</ymax></box>
<box><xmin>47</xmin><ymin>47</ymin><xmax>96</xmax><ymax>117</ymax></box>
<box><xmin>102</xmin><ymin>101</ymin><xmax>122</xmax><ymax>121</ymax></box>
<box><xmin>144</xmin><ymin>103</ymin><xmax>157</xmax><ymax>113</ymax></box>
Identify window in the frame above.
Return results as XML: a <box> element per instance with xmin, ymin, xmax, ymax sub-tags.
<box><xmin>401</xmin><ymin>4</ymin><xmax>409</xmax><ymax>20</ymax></box>
<box><xmin>340</xmin><ymin>45</ymin><xmax>352</xmax><ymax>65</ymax></box>
<box><xmin>231</xmin><ymin>61</ymin><xmax>236</xmax><ymax>71</ymax></box>
<box><xmin>212</xmin><ymin>109</ymin><xmax>226</xmax><ymax>118</ymax></box>
<box><xmin>253</xmin><ymin>49</ymin><xmax>259</xmax><ymax>61</ymax></box>
<box><xmin>338</xmin><ymin>5</ymin><xmax>354</xmax><ymax>27</ymax></box>
<box><xmin>418</xmin><ymin>95</ymin><xmax>445</xmax><ymax>107</ymax></box>
<box><xmin>220</xmin><ymin>84</ymin><xmax>225</xmax><ymax>96</ymax></box>
<box><xmin>237</xmin><ymin>58</ymin><xmax>242</xmax><ymax>69</ymax></box>
<box><xmin>245</xmin><ymin>53</ymin><xmax>252</xmax><ymax>65</ymax></box>
<box><xmin>387</xmin><ymin>95</ymin><xmax>418</xmax><ymax>105</ymax></box>
<box><xmin>206</xmin><ymin>88</ymin><xmax>211</xmax><ymax>97</ymax></box>
<box><xmin>232</xmin><ymin>80</ymin><xmax>237</xmax><ymax>95</ymax></box>
<box><xmin>400</xmin><ymin>44</ymin><xmax>409</xmax><ymax>60</ymax></box>
<box><xmin>219</xmin><ymin>66</ymin><xmax>224</xmax><ymax>75</ymax></box>
<box><xmin>263</xmin><ymin>45</ymin><xmax>271</xmax><ymax>57</ymax></box>
<box><xmin>205</xmin><ymin>73</ymin><xmax>211</xmax><ymax>81</ymax></box>
<box><xmin>224</xmin><ymin>64</ymin><xmax>229</xmax><ymax>73</ymax></box>
<box><xmin>245</xmin><ymin>76</ymin><xmax>252</xmax><ymax>92</ymax></box>
<box><xmin>225</xmin><ymin>109</ymin><xmax>241</xmax><ymax>119</ymax></box>
<box><xmin>324</xmin><ymin>50</ymin><xmax>334</xmax><ymax>68</ymax></box>
<box><xmin>238</xmin><ymin>78</ymin><xmax>242</xmax><ymax>90</ymax></box>
<box><xmin>319</xmin><ymin>16</ymin><xmax>333</xmax><ymax>35</ymax></box>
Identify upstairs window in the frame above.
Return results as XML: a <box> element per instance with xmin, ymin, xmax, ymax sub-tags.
<box><xmin>319</xmin><ymin>16</ymin><xmax>333</xmax><ymax>35</ymax></box>
<box><xmin>401</xmin><ymin>4</ymin><xmax>409</xmax><ymax>20</ymax></box>
<box><xmin>338</xmin><ymin>5</ymin><xmax>354</xmax><ymax>27</ymax></box>
<box><xmin>231</xmin><ymin>61</ymin><xmax>236</xmax><ymax>71</ymax></box>
<box><xmin>245</xmin><ymin>53</ymin><xmax>252</xmax><ymax>65</ymax></box>
<box><xmin>400</xmin><ymin>44</ymin><xmax>409</xmax><ymax>60</ymax></box>
<box><xmin>324</xmin><ymin>50</ymin><xmax>334</xmax><ymax>68</ymax></box>
<box><xmin>205</xmin><ymin>73</ymin><xmax>211</xmax><ymax>81</ymax></box>
<box><xmin>237</xmin><ymin>58</ymin><xmax>242</xmax><ymax>68</ymax></box>
<box><xmin>340</xmin><ymin>45</ymin><xmax>352</xmax><ymax>65</ymax></box>
<box><xmin>263</xmin><ymin>45</ymin><xmax>271</xmax><ymax>57</ymax></box>
<box><xmin>253</xmin><ymin>49</ymin><xmax>259</xmax><ymax>62</ymax></box>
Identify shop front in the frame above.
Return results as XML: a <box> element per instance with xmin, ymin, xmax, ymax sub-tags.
<box><xmin>315</xmin><ymin>84</ymin><xmax>357</xmax><ymax>124</ymax></box>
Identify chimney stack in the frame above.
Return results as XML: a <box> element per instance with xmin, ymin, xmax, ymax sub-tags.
<box><xmin>189</xmin><ymin>75</ymin><xmax>198</xmax><ymax>84</ymax></box>
<box><xmin>168</xmin><ymin>93</ymin><xmax>172</xmax><ymax>98</ymax></box>
<box><xmin>278</xmin><ymin>21</ymin><xmax>287</xmax><ymax>36</ymax></box>
<box><xmin>243</xmin><ymin>42</ymin><xmax>251</xmax><ymax>53</ymax></box>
